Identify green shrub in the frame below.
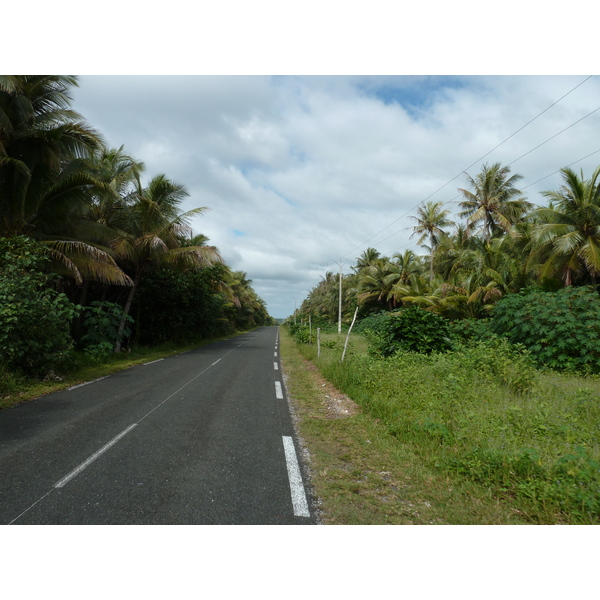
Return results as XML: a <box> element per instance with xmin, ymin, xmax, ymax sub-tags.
<box><xmin>80</xmin><ymin>301</ymin><xmax>133</xmax><ymax>357</ymax></box>
<box><xmin>353</xmin><ymin>311</ymin><xmax>392</xmax><ymax>337</ymax></box>
<box><xmin>364</xmin><ymin>306</ymin><xmax>453</xmax><ymax>357</ymax></box>
<box><xmin>134</xmin><ymin>267</ymin><xmax>234</xmax><ymax>344</ymax></box>
<box><xmin>0</xmin><ymin>362</ymin><xmax>26</xmax><ymax>396</ymax></box>
<box><xmin>289</xmin><ymin>323</ymin><xmax>314</xmax><ymax>344</ymax></box>
<box><xmin>490</xmin><ymin>286</ymin><xmax>600</xmax><ymax>373</ymax></box>
<box><xmin>448</xmin><ymin>318</ymin><xmax>494</xmax><ymax>345</ymax></box>
<box><xmin>0</xmin><ymin>236</ymin><xmax>79</xmax><ymax>377</ymax></box>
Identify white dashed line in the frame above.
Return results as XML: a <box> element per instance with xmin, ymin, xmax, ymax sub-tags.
<box><xmin>10</xmin><ymin>345</ymin><xmax>239</xmax><ymax>524</ymax></box>
<box><xmin>54</xmin><ymin>424</ymin><xmax>138</xmax><ymax>488</ymax></box>
<box><xmin>275</xmin><ymin>381</ymin><xmax>283</xmax><ymax>399</ymax></box>
<box><xmin>274</xmin><ymin>362</ymin><xmax>279</xmax><ymax>370</ymax></box>
<box><xmin>282</xmin><ymin>436</ymin><xmax>310</xmax><ymax>517</ymax></box>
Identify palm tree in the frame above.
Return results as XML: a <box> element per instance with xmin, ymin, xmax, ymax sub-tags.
<box><xmin>83</xmin><ymin>145</ymin><xmax>145</xmax><ymax>231</ymax></box>
<box><xmin>0</xmin><ymin>75</ymin><xmax>103</xmax><ymax>233</ymax></box>
<box><xmin>353</xmin><ymin>247</ymin><xmax>381</xmax><ymax>272</ymax></box>
<box><xmin>357</xmin><ymin>258</ymin><xmax>399</xmax><ymax>311</ymax></box>
<box><xmin>391</xmin><ymin>249</ymin><xmax>422</xmax><ymax>285</ymax></box>
<box><xmin>0</xmin><ymin>76</ymin><xmax>133</xmax><ymax>288</ymax></box>
<box><xmin>433</xmin><ymin>223</ymin><xmax>473</xmax><ymax>280</ymax></box>
<box><xmin>457</xmin><ymin>162</ymin><xmax>531</xmax><ymax>243</ymax></box>
<box><xmin>409</xmin><ymin>201</ymin><xmax>455</xmax><ymax>281</ymax></box>
<box><xmin>111</xmin><ymin>174</ymin><xmax>222</xmax><ymax>351</ymax></box>
<box><xmin>528</xmin><ymin>166</ymin><xmax>600</xmax><ymax>286</ymax></box>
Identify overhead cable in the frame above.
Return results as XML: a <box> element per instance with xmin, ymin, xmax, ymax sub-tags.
<box><xmin>337</xmin><ymin>75</ymin><xmax>594</xmax><ymax>262</ymax></box>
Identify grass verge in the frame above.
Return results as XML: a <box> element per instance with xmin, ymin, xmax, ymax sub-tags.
<box><xmin>279</xmin><ymin>327</ymin><xmax>528</xmax><ymax>524</ymax></box>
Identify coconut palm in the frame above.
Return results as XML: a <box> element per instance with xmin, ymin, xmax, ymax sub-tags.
<box><xmin>357</xmin><ymin>258</ymin><xmax>400</xmax><ymax>310</ymax></box>
<box><xmin>433</xmin><ymin>223</ymin><xmax>473</xmax><ymax>280</ymax></box>
<box><xmin>83</xmin><ymin>146</ymin><xmax>145</xmax><ymax>231</ymax></box>
<box><xmin>391</xmin><ymin>249</ymin><xmax>422</xmax><ymax>285</ymax></box>
<box><xmin>457</xmin><ymin>162</ymin><xmax>531</xmax><ymax>243</ymax></box>
<box><xmin>409</xmin><ymin>201</ymin><xmax>455</xmax><ymax>281</ymax></box>
<box><xmin>111</xmin><ymin>174</ymin><xmax>222</xmax><ymax>351</ymax></box>
<box><xmin>0</xmin><ymin>75</ymin><xmax>103</xmax><ymax>232</ymax></box>
<box><xmin>528</xmin><ymin>166</ymin><xmax>600</xmax><ymax>286</ymax></box>
<box><xmin>353</xmin><ymin>247</ymin><xmax>381</xmax><ymax>272</ymax></box>
<box><xmin>0</xmin><ymin>76</ymin><xmax>133</xmax><ymax>288</ymax></box>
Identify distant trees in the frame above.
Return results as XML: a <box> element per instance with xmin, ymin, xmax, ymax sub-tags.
<box><xmin>410</xmin><ymin>201</ymin><xmax>455</xmax><ymax>281</ymax></box>
<box><xmin>300</xmin><ymin>162</ymin><xmax>600</xmax><ymax>325</ymax></box>
<box><xmin>457</xmin><ymin>162</ymin><xmax>531</xmax><ymax>243</ymax></box>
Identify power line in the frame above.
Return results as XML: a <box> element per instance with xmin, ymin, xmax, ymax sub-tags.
<box><xmin>374</xmin><ymin>146</ymin><xmax>600</xmax><ymax>258</ymax></box>
<box><xmin>521</xmin><ymin>147</ymin><xmax>600</xmax><ymax>190</ymax></box>
<box><xmin>337</xmin><ymin>75</ymin><xmax>594</xmax><ymax>262</ymax></box>
<box><xmin>508</xmin><ymin>105</ymin><xmax>600</xmax><ymax>167</ymax></box>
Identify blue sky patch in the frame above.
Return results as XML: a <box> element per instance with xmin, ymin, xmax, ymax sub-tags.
<box><xmin>357</xmin><ymin>76</ymin><xmax>468</xmax><ymax>116</ymax></box>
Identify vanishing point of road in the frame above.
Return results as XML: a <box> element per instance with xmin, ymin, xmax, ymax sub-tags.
<box><xmin>0</xmin><ymin>327</ymin><xmax>315</xmax><ymax>525</ymax></box>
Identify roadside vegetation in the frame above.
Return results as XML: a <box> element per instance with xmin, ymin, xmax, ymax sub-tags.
<box><xmin>0</xmin><ymin>76</ymin><xmax>273</xmax><ymax>404</ymax></box>
<box><xmin>283</xmin><ymin>321</ymin><xmax>600</xmax><ymax>524</ymax></box>
<box><xmin>287</xmin><ymin>156</ymin><xmax>600</xmax><ymax>524</ymax></box>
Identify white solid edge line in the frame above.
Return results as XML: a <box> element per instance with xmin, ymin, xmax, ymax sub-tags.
<box><xmin>282</xmin><ymin>436</ymin><xmax>310</xmax><ymax>517</ymax></box>
<box><xmin>68</xmin><ymin>376</ymin><xmax>108</xmax><ymax>391</ymax></box>
<box><xmin>275</xmin><ymin>381</ymin><xmax>283</xmax><ymax>399</ymax></box>
<box><xmin>54</xmin><ymin>423</ymin><xmax>138</xmax><ymax>488</ymax></box>
<box><xmin>143</xmin><ymin>358</ymin><xmax>164</xmax><ymax>366</ymax></box>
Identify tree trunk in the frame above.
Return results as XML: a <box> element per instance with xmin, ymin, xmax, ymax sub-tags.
<box><xmin>114</xmin><ymin>272</ymin><xmax>140</xmax><ymax>353</ymax></box>
<box><xmin>79</xmin><ymin>280</ymin><xmax>90</xmax><ymax>306</ymax></box>
<box><xmin>73</xmin><ymin>280</ymin><xmax>90</xmax><ymax>341</ymax></box>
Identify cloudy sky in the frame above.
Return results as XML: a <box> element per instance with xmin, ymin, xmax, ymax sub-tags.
<box><xmin>67</xmin><ymin>74</ymin><xmax>600</xmax><ymax>317</ymax></box>
<box><xmin>12</xmin><ymin>2</ymin><xmax>598</xmax><ymax>319</ymax></box>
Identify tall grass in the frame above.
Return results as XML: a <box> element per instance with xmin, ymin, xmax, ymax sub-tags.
<box><xmin>295</xmin><ymin>332</ymin><xmax>600</xmax><ymax>524</ymax></box>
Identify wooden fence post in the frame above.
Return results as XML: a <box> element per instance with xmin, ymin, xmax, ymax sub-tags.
<box><xmin>341</xmin><ymin>306</ymin><xmax>359</xmax><ymax>362</ymax></box>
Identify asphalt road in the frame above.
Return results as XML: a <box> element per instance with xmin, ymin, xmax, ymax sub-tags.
<box><xmin>0</xmin><ymin>326</ymin><xmax>315</xmax><ymax>525</ymax></box>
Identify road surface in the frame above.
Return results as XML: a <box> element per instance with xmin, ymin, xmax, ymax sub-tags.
<box><xmin>0</xmin><ymin>326</ymin><xmax>315</xmax><ymax>524</ymax></box>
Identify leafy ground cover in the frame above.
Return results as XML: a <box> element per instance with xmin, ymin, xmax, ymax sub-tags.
<box><xmin>283</xmin><ymin>327</ymin><xmax>600</xmax><ymax>524</ymax></box>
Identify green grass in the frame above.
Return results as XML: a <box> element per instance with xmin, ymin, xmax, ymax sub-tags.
<box><xmin>0</xmin><ymin>331</ymin><xmax>249</xmax><ymax>410</ymax></box>
<box><xmin>283</xmin><ymin>327</ymin><xmax>600</xmax><ymax>524</ymax></box>
<box><xmin>280</xmin><ymin>328</ymin><xmax>528</xmax><ymax>524</ymax></box>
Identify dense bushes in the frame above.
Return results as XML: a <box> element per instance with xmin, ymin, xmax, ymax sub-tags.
<box><xmin>80</xmin><ymin>301</ymin><xmax>133</xmax><ymax>357</ymax></box>
<box><xmin>489</xmin><ymin>286</ymin><xmax>600</xmax><ymax>373</ymax></box>
<box><xmin>355</xmin><ymin>306</ymin><xmax>453</xmax><ymax>357</ymax></box>
<box><xmin>0</xmin><ymin>237</ymin><xmax>80</xmax><ymax>376</ymax></box>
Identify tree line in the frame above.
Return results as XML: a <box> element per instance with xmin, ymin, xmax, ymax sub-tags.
<box><xmin>300</xmin><ymin>161</ymin><xmax>600</xmax><ymax>323</ymax></box>
<box><xmin>0</xmin><ymin>75</ymin><xmax>273</xmax><ymax>378</ymax></box>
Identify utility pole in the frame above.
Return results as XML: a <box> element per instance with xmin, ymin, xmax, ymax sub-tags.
<box><xmin>333</xmin><ymin>260</ymin><xmax>343</xmax><ymax>334</ymax></box>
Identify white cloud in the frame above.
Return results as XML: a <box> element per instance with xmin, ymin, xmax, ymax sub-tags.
<box><xmin>69</xmin><ymin>75</ymin><xmax>600</xmax><ymax>317</ymax></box>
